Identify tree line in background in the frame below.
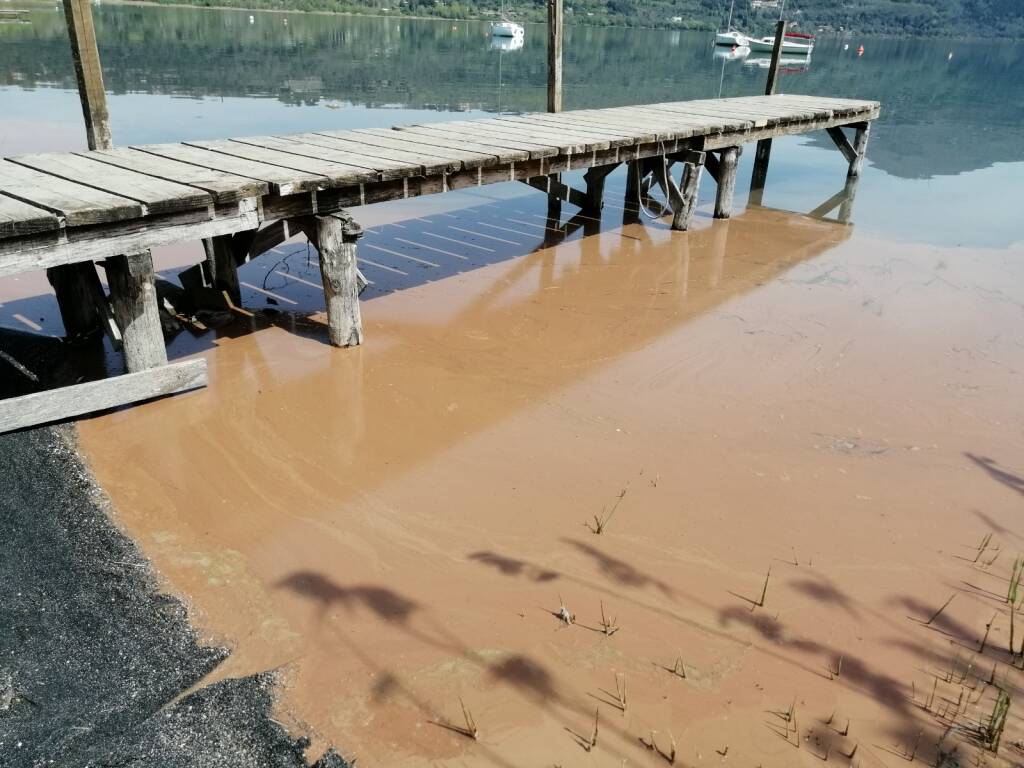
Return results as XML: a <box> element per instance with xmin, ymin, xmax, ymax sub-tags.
<box><xmin>135</xmin><ymin>0</ymin><xmax>1024</xmax><ymax>37</ymax></box>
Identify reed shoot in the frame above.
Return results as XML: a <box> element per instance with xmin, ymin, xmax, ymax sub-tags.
<box><xmin>757</xmin><ymin>565</ymin><xmax>772</xmax><ymax>608</ymax></box>
<box><xmin>586</xmin><ymin>488</ymin><xmax>627</xmax><ymax>534</ymax></box>
<box><xmin>925</xmin><ymin>593</ymin><xmax>956</xmax><ymax>625</ymax></box>
<box><xmin>599</xmin><ymin>601</ymin><xmax>619</xmax><ymax>636</ymax></box>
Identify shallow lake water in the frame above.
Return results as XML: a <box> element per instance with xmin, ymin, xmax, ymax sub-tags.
<box><xmin>3</xmin><ymin>6</ymin><xmax>1024</xmax><ymax>767</ymax></box>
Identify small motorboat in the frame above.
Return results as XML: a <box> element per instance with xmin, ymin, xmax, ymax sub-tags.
<box><xmin>748</xmin><ymin>31</ymin><xmax>815</xmax><ymax>55</ymax></box>
<box><xmin>491</xmin><ymin>19</ymin><xmax>525</xmax><ymax>38</ymax></box>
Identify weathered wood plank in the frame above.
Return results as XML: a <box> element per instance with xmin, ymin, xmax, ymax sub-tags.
<box><xmin>10</xmin><ymin>153</ymin><xmax>211</xmax><ymax>215</ymax></box>
<box><xmin>297</xmin><ymin>132</ymin><xmax>461</xmax><ymax>174</ymax></box>
<box><xmin>714</xmin><ymin>146</ymin><xmax>740</xmax><ymax>219</ymax></box>
<box><xmin>86</xmin><ymin>147</ymin><xmax>268</xmax><ymax>204</ymax></box>
<box><xmin>344</xmin><ymin>129</ymin><xmax>500</xmax><ymax>169</ymax></box>
<box><xmin>396</xmin><ymin>124</ymin><xmax>558</xmax><ymax>159</ymax></box>
<box><xmin>228</xmin><ymin>135</ymin><xmax>416</xmax><ymax>181</ymax></box>
<box><xmin>0</xmin><ymin>198</ymin><xmax>259</xmax><ymax>277</ymax></box>
<box><xmin>368</xmin><ymin>127</ymin><xmax>527</xmax><ymax>164</ymax></box>
<box><xmin>136</xmin><ymin>143</ymin><xmax>327</xmax><ymax>195</ymax></box>
<box><xmin>0</xmin><ymin>194</ymin><xmax>61</xmax><ymax>239</ymax></box>
<box><xmin>0</xmin><ymin>358</ymin><xmax>207</xmax><ymax>434</ymax></box>
<box><xmin>189</xmin><ymin>139</ymin><xmax>379</xmax><ymax>186</ymax></box>
<box><xmin>0</xmin><ymin>159</ymin><xmax>142</xmax><ymax>226</ymax></box>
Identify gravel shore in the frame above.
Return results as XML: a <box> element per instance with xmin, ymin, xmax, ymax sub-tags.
<box><xmin>0</xmin><ymin>426</ymin><xmax>347</xmax><ymax>768</ymax></box>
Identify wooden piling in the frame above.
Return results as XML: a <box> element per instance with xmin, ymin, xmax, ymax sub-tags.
<box><xmin>672</xmin><ymin>156</ymin><xmax>705</xmax><ymax>231</ymax></box>
<box><xmin>547</xmin><ymin>0</ymin><xmax>563</xmax><ymax>114</ymax></box>
<box><xmin>104</xmin><ymin>251</ymin><xmax>168</xmax><ymax>373</ymax></box>
<box><xmin>316</xmin><ymin>212</ymin><xmax>363</xmax><ymax>348</ymax></box>
<box><xmin>848</xmin><ymin>122</ymin><xmax>871</xmax><ymax>178</ymax></box>
<box><xmin>764</xmin><ymin>20</ymin><xmax>787</xmax><ymax>98</ymax></box>
<box><xmin>714</xmin><ymin>146</ymin><xmax>741</xmax><ymax>219</ymax></box>
<box><xmin>49</xmin><ymin>0</ymin><xmax>115</xmax><ymax>339</ymax></box>
<box><xmin>62</xmin><ymin>0</ymin><xmax>112</xmax><ymax>151</ymax></box>
<box><xmin>749</xmin><ymin>21</ymin><xmax>787</xmax><ymax>204</ymax></box>
<box><xmin>202</xmin><ymin>234</ymin><xmax>241</xmax><ymax>303</ymax></box>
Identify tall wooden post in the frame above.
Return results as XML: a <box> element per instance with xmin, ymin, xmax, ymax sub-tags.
<box><xmin>547</xmin><ymin>0</ymin><xmax>563</xmax><ymax>114</ymax></box>
<box><xmin>545</xmin><ymin>0</ymin><xmax>564</xmax><ymax>224</ymax></box>
<box><xmin>316</xmin><ymin>212</ymin><xmax>364</xmax><ymax>348</ymax></box>
<box><xmin>749</xmin><ymin>20</ymin><xmax>787</xmax><ymax>205</ymax></box>
<box><xmin>63</xmin><ymin>0</ymin><xmax>112</xmax><ymax>151</ymax></box>
<box><xmin>49</xmin><ymin>0</ymin><xmax>114</xmax><ymax>338</ymax></box>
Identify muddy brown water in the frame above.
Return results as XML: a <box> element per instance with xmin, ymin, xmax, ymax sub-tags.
<box><xmin>72</xmin><ymin>203</ymin><xmax>1024</xmax><ymax>766</ymax></box>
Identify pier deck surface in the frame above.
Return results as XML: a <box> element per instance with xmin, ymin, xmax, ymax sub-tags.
<box><xmin>0</xmin><ymin>94</ymin><xmax>879</xmax><ymax>274</ymax></box>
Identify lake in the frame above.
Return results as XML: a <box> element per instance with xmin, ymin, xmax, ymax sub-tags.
<box><xmin>5</xmin><ymin>6</ymin><xmax>1024</xmax><ymax>768</ymax></box>
<box><xmin>2</xmin><ymin>4</ymin><xmax>1024</xmax><ymax>247</ymax></box>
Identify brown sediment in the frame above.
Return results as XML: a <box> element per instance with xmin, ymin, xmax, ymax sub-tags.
<box><xmin>76</xmin><ymin>205</ymin><xmax>1024</xmax><ymax>766</ymax></box>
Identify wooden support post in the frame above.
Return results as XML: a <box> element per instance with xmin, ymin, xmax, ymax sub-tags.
<box><xmin>749</xmin><ymin>20</ymin><xmax>786</xmax><ymax>206</ymax></box>
<box><xmin>582</xmin><ymin>166</ymin><xmax>609</xmax><ymax>212</ymax></box>
<box><xmin>749</xmin><ymin>139</ymin><xmax>771</xmax><ymax>206</ymax></box>
<box><xmin>672</xmin><ymin>156</ymin><xmax>705</xmax><ymax>231</ymax></box>
<box><xmin>714</xmin><ymin>146</ymin><xmax>741</xmax><ymax>219</ymax></box>
<box><xmin>63</xmin><ymin>0</ymin><xmax>112</xmax><ymax>151</ymax></box>
<box><xmin>201</xmin><ymin>234</ymin><xmax>241</xmax><ymax>304</ymax></box>
<box><xmin>47</xmin><ymin>262</ymin><xmax>105</xmax><ymax>338</ymax></box>
<box><xmin>48</xmin><ymin>0</ymin><xmax>114</xmax><ymax>339</ymax></box>
<box><xmin>104</xmin><ymin>251</ymin><xmax>168</xmax><ymax>373</ymax></box>
<box><xmin>764</xmin><ymin>20</ymin><xmax>787</xmax><ymax>97</ymax></box>
<box><xmin>848</xmin><ymin>122</ymin><xmax>871</xmax><ymax>178</ymax></box>
<box><xmin>547</xmin><ymin>0</ymin><xmax>563</xmax><ymax>114</ymax></box>
<box><xmin>316</xmin><ymin>212</ymin><xmax>363</xmax><ymax>348</ymax></box>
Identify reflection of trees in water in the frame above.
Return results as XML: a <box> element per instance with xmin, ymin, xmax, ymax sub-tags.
<box><xmin>1</xmin><ymin>7</ymin><xmax>1022</xmax><ymax>177</ymax></box>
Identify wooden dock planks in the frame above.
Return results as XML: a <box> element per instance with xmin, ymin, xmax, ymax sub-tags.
<box><xmin>0</xmin><ymin>95</ymin><xmax>880</xmax><ymax>248</ymax></box>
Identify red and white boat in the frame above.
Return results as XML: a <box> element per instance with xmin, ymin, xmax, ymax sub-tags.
<box><xmin>748</xmin><ymin>30</ymin><xmax>815</xmax><ymax>54</ymax></box>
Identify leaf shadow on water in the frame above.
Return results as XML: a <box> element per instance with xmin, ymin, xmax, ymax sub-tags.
<box><xmin>965</xmin><ymin>452</ymin><xmax>1024</xmax><ymax>498</ymax></box>
<box><xmin>560</xmin><ymin>538</ymin><xmax>675</xmax><ymax>598</ymax></box>
<box><xmin>273</xmin><ymin>570</ymin><xmax>661</xmax><ymax>763</ymax></box>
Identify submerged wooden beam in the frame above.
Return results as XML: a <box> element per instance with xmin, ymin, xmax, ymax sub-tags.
<box><xmin>104</xmin><ymin>250</ymin><xmax>168</xmax><ymax>372</ymax></box>
<box><xmin>316</xmin><ymin>212</ymin><xmax>363</xmax><ymax>347</ymax></box>
<box><xmin>0</xmin><ymin>358</ymin><xmax>207</xmax><ymax>434</ymax></box>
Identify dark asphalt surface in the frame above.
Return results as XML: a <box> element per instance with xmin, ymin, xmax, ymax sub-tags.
<box><xmin>0</xmin><ymin>426</ymin><xmax>348</xmax><ymax>768</ymax></box>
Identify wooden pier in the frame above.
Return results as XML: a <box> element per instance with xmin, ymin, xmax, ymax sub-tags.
<box><xmin>0</xmin><ymin>93</ymin><xmax>878</xmax><ymax>431</ymax></box>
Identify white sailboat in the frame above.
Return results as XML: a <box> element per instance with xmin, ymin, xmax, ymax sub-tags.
<box><xmin>747</xmin><ymin>31</ymin><xmax>815</xmax><ymax>54</ymax></box>
<box><xmin>714</xmin><ymin>0</ymin><xmax>751</xmax><ymax>47</ymax></box>
<box><xmin>491</xmin><ymin>0</ymin><xmax>524</xmax><ymax>39</ymax></box>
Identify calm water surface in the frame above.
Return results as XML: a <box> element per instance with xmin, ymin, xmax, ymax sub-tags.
<box><xmin>1</xmin><ymin>5</ymin><xmax>1022</xmax><ymax>249</ymax></box>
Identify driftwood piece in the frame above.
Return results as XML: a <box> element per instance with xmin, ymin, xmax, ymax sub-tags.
<box><xmin>0</xmin><ymin>358</ymin><xmax>207</xmax><ymax>434</ymax></box>
<box><xmin>104</xmin><ymin>251</ymin><xmax>168</xmax><ymax>372</ymax></box>
<box><xmin>316</xmin><ymin>212</ymin><xmax>363</xmax><ymax>347</ymax></box>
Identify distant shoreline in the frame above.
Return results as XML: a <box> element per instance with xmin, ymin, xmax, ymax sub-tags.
<box><xmin>97</xmin><ymin>0</ymin><xmax>1019</xmax><ymax>40</ymax></box>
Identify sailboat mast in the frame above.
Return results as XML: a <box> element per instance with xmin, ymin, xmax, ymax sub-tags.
<box><xmin>726</xmin><ymin>0</ymin><xmax>734</xmax><ymax>29</ymax></box>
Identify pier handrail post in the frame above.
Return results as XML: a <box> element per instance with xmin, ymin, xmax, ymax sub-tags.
<box><xmin>749</xmin><ymin>19</ymin><xmax>787</xmax><ymax>205</ymax></box>
<box><xmin>764</xmin><ymin>19</ymin><xmax>787</xmax><ymax>97</ymax></box>
<box><xmin>49</xmin><ymin>0</ymin><xmax>115</xmax><ymax>339</ymax></box>
<box><xmin>547</xmin><ymin>0</ymin><xmax>563</xmax><ymax>114</ymax></box>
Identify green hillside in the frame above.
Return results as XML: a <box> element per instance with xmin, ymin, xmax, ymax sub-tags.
<box><xmin>141</xmin><ymin>0</ymin><xmax>1024</xmax><ymax>37</ymax></box>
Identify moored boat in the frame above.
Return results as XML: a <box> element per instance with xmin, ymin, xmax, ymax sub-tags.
<box><xmin>748</xmin><ymin>31</ymin><xmax>815</xmax><ymax>54</ymax></box>
<box><xmin>715</xmin><ymin>30</ymin><xmax>751</xmax><ymax>47</ymax></box>
<box><xmin>491</xmin><ymin>20</ymin><xmax>524</xmax><ymax>39</ymax></box>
